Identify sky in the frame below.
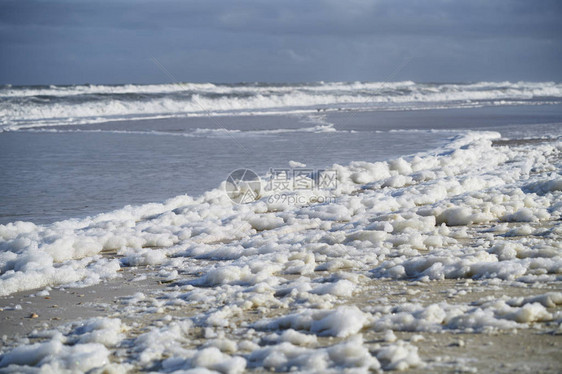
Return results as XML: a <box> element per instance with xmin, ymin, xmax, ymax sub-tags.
<box><xmin>1</xmin><ymin>0</ymin><xmax>561</xmax><ymax>85</ymax></box>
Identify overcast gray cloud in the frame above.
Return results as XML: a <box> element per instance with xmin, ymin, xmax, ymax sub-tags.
<box><xmin>1</xmin><ymin>0</ymin><xmax>561</xmax><ymax>85</ymax></box>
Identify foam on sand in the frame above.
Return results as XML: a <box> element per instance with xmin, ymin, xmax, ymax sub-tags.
<box><xmin>1</xmin><ymin>130</ymin><xmax>560</xmax><ymax>295</ymax></box>
<box><xmin>0</xmin><ymin>130</ymin><xmax>560</xmax><ymax>372</ymax></box>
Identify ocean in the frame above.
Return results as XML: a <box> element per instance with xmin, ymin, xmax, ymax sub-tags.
<box><xmin>1</xmin><ymin>81</ymin><xmax>561</xmax><ymax>224</ymax></box>
<box><xmin>0</xmin><ymin>81</ymin><xmax>561</xmax><ymax>372</ymax></box>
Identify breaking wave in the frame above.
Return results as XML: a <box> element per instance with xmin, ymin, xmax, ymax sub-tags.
<box><xmin>1</xmin><ymin>81</ymin><xmax>561</xmax><ymax>131</ymax></box>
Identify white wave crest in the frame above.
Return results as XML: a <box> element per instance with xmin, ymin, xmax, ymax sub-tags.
<box><xmin>1</xmin><ymin>81</ymin><xmax>561</xmax><ymax>131</ymax></box>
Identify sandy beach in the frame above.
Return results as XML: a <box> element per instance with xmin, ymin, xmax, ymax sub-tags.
<box><xmin>1</xmin><ymin>131</ymin><xmax>561</xmax><ymax>372</ymax></box>
<box><xmin>2</xmin><ymin>250</ymin><xmax>560</xmax><ymax>372</ymax></box>
<box><xmin>3</xmin><ymin>1</ymin><xmax>562</xmax><ymax>372</ymax></box>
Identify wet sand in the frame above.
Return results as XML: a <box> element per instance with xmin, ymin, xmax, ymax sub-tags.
<box><xmin>1</xmin><ymin>260</ymin><xmax>560</xmax><ymax>372</ymax></box>
<box><xmin>1</xmin><ymin>135</ymin><xmax>561</xmax><ymax>372</ymax></box>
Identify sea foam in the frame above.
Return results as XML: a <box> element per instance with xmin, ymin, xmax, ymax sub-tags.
<box><xmin>2</xmin><ymin>81</ymin><xmax>562</xmax><ymax>130</ymax></box>
<box><xmin>0</xmin><ymin>130</ymin><xmax>561</xmax><ymax>372</ymax></box>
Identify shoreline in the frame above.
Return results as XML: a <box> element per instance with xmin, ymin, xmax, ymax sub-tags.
<box><xmin>1</xmin><ymin>262</ymin><xmax>560</xmax><ymax>372</ymax></box>
<box><xmin>1</xmin><ymin>129</ymin><xmax>561</xmax><ymax>372</ymax></box>
<box><xmin>2</xmin><ymin>103</ymin><xmax>562</xmax><ymax>226</ymax></box>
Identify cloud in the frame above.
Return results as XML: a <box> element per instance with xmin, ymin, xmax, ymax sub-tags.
<box><xmin>0</xmin><ymin>0</ymin><xmax>561</xmax><ymax>84</ymax></box>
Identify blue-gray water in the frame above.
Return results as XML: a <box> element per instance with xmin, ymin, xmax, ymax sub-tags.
<box><xmin>1</xmin><ymin>104</ymin><xmax>561</xmax><ymax>225</ymax></box>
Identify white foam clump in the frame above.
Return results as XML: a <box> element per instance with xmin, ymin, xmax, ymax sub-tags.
<box><xmin>289</xmin><ymin>160</ymin><xmax>307</xmax><ymax>168</ymax></box>
<box><xmin>0</xmin><ymin>317</ymin><xmax>125</xmax><ymax>373</ymax></box>
<box><xmin>0</xmin><ymin>196</ymin><xmax>196</xmax><ymax>296</ymax></box>
<box><xmin>249</xmin><ymin>334</ymin><xmax>424</xmax><ymax>372</ymax></box>
<box><xmin>248</xmin><ymin>335</ymin><xmax>381</xmax><ymax>372</ymax></box>
<box><xmin>508</xmin><ymin>292</ymin><xmax>562</xmax><ymax>308</ymax></box>
<box><xmin>376</xmin><ymin>341</ymin><xmax>424</xmax><ymax>371</ymax></box>
<box><xmin>67</xmin><ymin>317</ymin><xmax>125</xmax><ymax>346</ymax></box>
<box><xmin>0</xmin><ymin>337</ymin><xmax>110</xmax><ymax>373</ymax></box>
<box><xmin>255</xmin><ymin>306</ymin><xmax>368</xmax><ymax>338</ymax></box>
<box><xmin>310</xmin><ymin>279</ymin><xmax>355</xmax><ymax>297</ymax></box>
<box><xmin>133</xmin><ymin>320</ymin><xmax>246</xmax><ymax>373</ymax></box>
<box><xmin>311</xmin><ymin>306</ymin><xmax>368</xmax><ymax>337</ymax></box>
<box><xmin>370</xmin><ymin>296</ymin><xmax>557</xmax><ymax>333</ymax></box>
<box><xmin>279</xmin><ymin>329</ymin><xmax>318</xmax><ymax>346</ymax></box>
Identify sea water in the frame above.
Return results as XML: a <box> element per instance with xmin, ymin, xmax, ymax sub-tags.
<box><xmin>1</xmin><ymin>82</ymin><xmax>561</xmax><ymax>224</ymax></box>
<box><xmin>0</xmin><ymin>82</ymin><xmax>561</xmax><ymax>372</ymax></box>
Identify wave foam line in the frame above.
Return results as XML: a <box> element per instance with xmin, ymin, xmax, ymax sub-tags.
<box><xmin>1</xmin><ymin>81</ymin><xmax>562</xmax><ymax>131</ymax></box>
<box><xmin>1</xmin><ymin>131</ymin><xmax>561</xmax><ymax>297</ymax></box>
